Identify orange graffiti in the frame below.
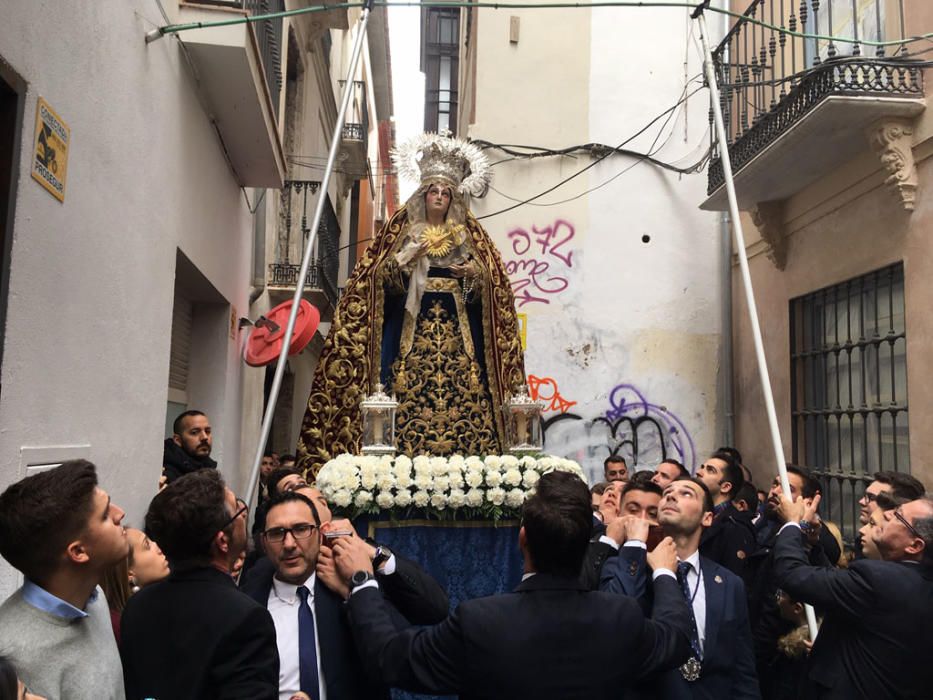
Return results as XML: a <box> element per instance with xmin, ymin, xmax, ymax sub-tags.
<box><xmin>528</xmin><ymin>374</ymin><xmax>578</xmax><ymax>414</ymax></box>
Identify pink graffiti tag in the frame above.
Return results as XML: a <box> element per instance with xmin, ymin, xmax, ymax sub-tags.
<box><xmin>503</xmin><ymin>220</ymin><xmax>575</xmax><ymax>307</ymax></box>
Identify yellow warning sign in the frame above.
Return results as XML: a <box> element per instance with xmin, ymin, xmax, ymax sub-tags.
<box><xmin>31</xmin><ymin>97</ymin><xmax>70</xmax><ymax>202</ymax></box>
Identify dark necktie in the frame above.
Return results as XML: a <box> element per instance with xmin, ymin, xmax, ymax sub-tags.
<box><xmin>676</xmin><ymin>560</ymin><xmax>702</xmax><ymax>660</ymax></box>
<box><xmin>296</xmin><ymin>586</ymin><xmax>320</xmax><ymax>699</ymax></box>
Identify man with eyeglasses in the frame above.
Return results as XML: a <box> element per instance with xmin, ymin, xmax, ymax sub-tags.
<box><xmin>773</xmin><ymin>493</ymin><xmax>933</xmax><ymax>699</ymax></box>
<box><xmin>857</xmin><ymin>471</ymin><xmax>925</xmax><ymax>526</ymax></box>
<box><xmin>121</xmin><ymin>469</ymin><xmax>278</xmax><ymax>700</ymax></box>
<box><xmin>242</xmin><ymin>491</ymin><xmax>397</xmax><ymax>700</ymax></box>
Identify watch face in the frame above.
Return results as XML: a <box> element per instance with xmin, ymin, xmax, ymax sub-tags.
<box><xmin>351</xmin><ymin>570</ymin><xmax>372</xmax><ymax>587</ymax></box>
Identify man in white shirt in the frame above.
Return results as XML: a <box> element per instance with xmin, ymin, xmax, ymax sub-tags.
<box><xmin>601</xmin><ymin>476</ymin><xmax>760</xmax><ymax>698</ymax></box>
<box><xmin>241</xmin><ymin>490</ymin><xmax>393</xmax><ymax>700</ymax></box>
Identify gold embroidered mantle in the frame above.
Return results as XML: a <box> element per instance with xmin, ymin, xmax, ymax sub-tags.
<box><xmin>296</xmin><ymin>206</ymin><xmax>525</xmax><ymax>477</ymax></box>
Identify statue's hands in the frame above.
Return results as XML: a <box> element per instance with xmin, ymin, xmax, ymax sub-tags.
<box><xmin>450</xmin><ymin>260</ymin><xmax>477</xmax><ymax>278</ymax></box>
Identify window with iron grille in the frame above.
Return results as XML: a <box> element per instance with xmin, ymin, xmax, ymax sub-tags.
<box><xmin>790</xmin><ymin>262</ymin><xmax>909</xmax><ymax>543</ymax></box>
<box><xmin>423</xmin><ymin>8</ymin><xmax>459</xmax><ymax>134</ymax></box>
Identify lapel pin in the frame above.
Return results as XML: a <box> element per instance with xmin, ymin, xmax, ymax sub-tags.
<box><xmin>714</xmin><ymin>575</ymin><xmax>723</xmax><ymax>584</ymax></box>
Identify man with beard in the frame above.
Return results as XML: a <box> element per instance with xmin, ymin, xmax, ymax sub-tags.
<box><xmin>162</xmin><ymin>410</ymin><xmax>217</xmax><ymax>484</ymax></box>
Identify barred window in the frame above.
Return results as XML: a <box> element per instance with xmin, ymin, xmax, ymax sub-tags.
<box><xmin>790</xmin><ymin>263</ymin><xmax>909</xmax><ymax>542</ymax></box>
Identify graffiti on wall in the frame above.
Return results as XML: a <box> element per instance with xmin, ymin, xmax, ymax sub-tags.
<box><xmin>503</xmin><ymin>219</ymin><xmax>576</xmax><ymax>307</ymax></box>
<box><xmin>527</xmin><ymin>374</ymin><xmax>577</xmax><ymax>414</ymax></box>
<box><xmin>539</xmin><ymin>381</ymin><xmax>697</xmax><ymax>480</ymax></box>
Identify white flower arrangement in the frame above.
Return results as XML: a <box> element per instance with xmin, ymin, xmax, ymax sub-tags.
<box><xmin>315</xmin><ymin>453</ymin><xmax>585</xmax><ymax>520</ymax></box>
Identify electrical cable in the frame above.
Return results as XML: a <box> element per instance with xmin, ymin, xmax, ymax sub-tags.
<box><xmin>145</xmin><ymin>1</ymin><xmax>933</xmax><ymax>54</ymax></box>
<box><xmin>475</xmin><ymin>83</ymin><xmax>706</xmax><ymax>220</ymax></box>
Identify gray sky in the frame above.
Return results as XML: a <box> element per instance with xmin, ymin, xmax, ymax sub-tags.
<box><xmin>387</xmin><ymin>5</ymin><xmax>424</xmax><ymax>201</ymax></box>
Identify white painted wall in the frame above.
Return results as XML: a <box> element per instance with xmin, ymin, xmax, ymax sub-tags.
<box><xmin>466</xmin><ymin>4</ymin><xmax>723</xmax><ymax>483</ymax></box>
<box><xmin>0</xmin><ymin>0</ymin><xmax>263</xmax><ymax>595</ymax></box>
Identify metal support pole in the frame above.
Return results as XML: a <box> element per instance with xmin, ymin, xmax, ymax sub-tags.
<box><xmin>244</xmin><ymin>1</ymin><xmax>374</xmax><ymax>510</ymax></box>
<box><xmin>693</xmin><ymin>3</ymin><xmax>819</xmax><ymax>641</ymax></box>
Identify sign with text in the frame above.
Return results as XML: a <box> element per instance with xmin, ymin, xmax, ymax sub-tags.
<box><xmin>31</xmin><ymin>97</ymin><xmax>70</xmax><ymax>202</ymax></box>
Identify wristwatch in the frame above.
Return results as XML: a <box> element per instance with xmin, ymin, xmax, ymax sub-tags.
<box><xmin>798</xmin><ymin>520</ymin><xmax>813</xmax><ymax>533</ymax></box>
<box><xmin>371</xmin><ymin>545</ymin><xmax>393</xmax><ymax>572</ymax></box>
<box><xmin>350</xmin><ymin>570</ymin><xmax>375</xmax><ymax>589</ymax></box>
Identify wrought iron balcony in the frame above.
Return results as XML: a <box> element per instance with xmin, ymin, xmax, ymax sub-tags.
<box><xmin>269</xmin><ymin>180</ymin><xmax>340</xmax><ymax>314</ymax></box>
<box><xmin>338</xmin><ymin>80</ymin><xmax>370</xmax><ymax>177</ymax></box>
<box><xmin>702</xmin><ymin>0</ymin><xmax>926</xmax><ymax>211</ymax></box>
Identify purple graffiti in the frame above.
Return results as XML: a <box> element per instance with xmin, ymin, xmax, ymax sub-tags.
<box><xmin>605</xmin><ymin>383</ymin><xmax>697</xmax><ymax>473</ymax></box>
<box><xmin>503</xmin><ymin>220</ymin><xmax>575</xmax><ymax>307</ymax></box>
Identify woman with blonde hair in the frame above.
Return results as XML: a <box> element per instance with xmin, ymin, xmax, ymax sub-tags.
<box><xmin>100</xmin><ymin>528</ymin><xmax>169</xmax><ymax>642</ymax></box>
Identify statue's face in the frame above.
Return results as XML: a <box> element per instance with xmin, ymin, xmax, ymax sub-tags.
<box><xmin>425</xmin><ymin>183</ymin><xmax>452</xmax><ymax>218</ymax></box>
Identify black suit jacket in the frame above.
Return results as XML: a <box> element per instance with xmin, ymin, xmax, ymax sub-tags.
<box><xmin>347</xmin><ymin>571</ymin><xmax>692</xmax><ymax>699</ymax></box>
<box><xmin>240</xmin><ymin>559</ymin><xmax>392</xmax><ymax>700</ymax></box>
<box><xmin>120</xmin><ymin>566</ymin><xmax>278</xmax><ymax>700</ymax></box>
<box><xmin>600</xmin><ymin>545</ymin><xmax>760</xmax><ymax>699</ymax></box>
<box><xmin>773</xmin><ymin>525</ymin><xmax>933</xmax><ymax>699</ymax></box>
<box><xmin>700</xmin><ymin>502</ymin><xmax>757</xmax><ymax>582</ymax></box>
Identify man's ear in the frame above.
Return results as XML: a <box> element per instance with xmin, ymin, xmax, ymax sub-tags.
<box><xmin>213</xmin><ymin>529</ymin><xmax>230</xmax><ymax>556</ymax></box>
<box><xmin>906</xmin><ymin>535</ymin><xmax>925</xmax><ymax>558</ymax></box>
<box><xmin>721</xmin><ymin>480</ymin><xmax>734</xmax><ymax>497</ymax></box>
<box><xmin>701</xmin><ymin>510</ymin><xmax>714</xmax><ymax>528</ymax></box>
<box><xmin>66</xmin><ymin>539</ymin><xmax>90</xmax><ymax>565</ymax></box>
<box><xmin>172</xmin><ymin>434</ymin><xmax>183</xmax><ymax>447</ymax></box>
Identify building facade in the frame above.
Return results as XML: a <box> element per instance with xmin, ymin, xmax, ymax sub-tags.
<box><xmin>0</xmin><ymin>0</ymin><xmax>393</xmax><ymax>596</ymax></box>
<box><xmin>705</xmin><ymin>1</ymin><xmax>933</xmax><ymax>541</ymax></box>
<box><xmin>425</xmin><ymin>1</ymin><xmax>726</xmax><ymax>483</ymax></box>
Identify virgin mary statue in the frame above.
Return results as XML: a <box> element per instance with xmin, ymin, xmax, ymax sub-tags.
<box><xmin>296</xmin><ymin>133</ymin><xmax>526</xmax><ymax>476</ymax></box>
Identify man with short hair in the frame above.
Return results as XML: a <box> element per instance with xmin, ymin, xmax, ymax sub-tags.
<box><xmin>604</xmin><ymin>455</ymin><xmax>629</xmax><ymax>483</ymax></box>
<box><xmin>601</xmin><ymin>477</ymin><xmax>760</xmax><ymax>698</ymax></box>
<box><xmin>773</xmin><ymin>494</ymin><xmax>933</xmax><ymax>698</ymax></box>
<box><xmin>696</xmin><ymin>451</ymin><xmax>757</xmax><ymax>580</ymax></box>
<box><xmin>858</xmin><ymin>470</ymin><xmax>925</xmax><ymax>525</ymax></box>
<box><xmin>0</xmin><ymin>461</ymin><xmax>128</xmax><ymax>700</ymax></box>
<box><xmin>120</xmin><ymin>470</ymin><xmax>278</xmax><ymax>699</ymax></box>
<box><xmin>162</xmin><ymin>409</ymin><xmax>217</xmax><ymax>484</ymax></box>
<box><xmin>581</xmin><ymin>481</ymin><xmax>663</xmax><ymax>589</ymax></box>
<box><xmin>652</xmin><ymin>459</ymin><xmax>689</xmax><ymax>489</ymax></box>
<box><xmin>242</xmin><ymin>491</ymin><xmax>395</xmax><ymax>699</ymax></box>
<box><xmin>333</xmin><ymin>471</ymin><xmax>693</xmax><ymax>698</ymax></box>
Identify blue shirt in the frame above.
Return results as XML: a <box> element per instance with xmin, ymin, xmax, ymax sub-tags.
<box><xmin>22</xmin><ymin>579</ymin><xmax>98</xmax><ymax>619</ymax></box>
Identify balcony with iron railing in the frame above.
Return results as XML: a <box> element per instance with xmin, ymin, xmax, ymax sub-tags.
<box><xmin>338</xmin><ymin>80</ymin><xmax>370</xmax><ymax>178</ymax></box>
<box><xmin>702</xmin><ymin>0</ymin><xmax>926</xmax><ymax>212</ymax></box>
<box><xmin>268</xmin><ymin>180</ymin><xmax>340</xmax><ymax>316</ymax></box>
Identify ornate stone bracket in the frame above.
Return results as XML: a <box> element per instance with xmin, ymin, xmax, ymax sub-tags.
<box><xmin>751</xmin><ymin>200</ymin><xmax>787</xmax><ymax>270</ymax></box>
<box><xmin>868</xmin><ymin>118</ymin><xmax>918</xmax><ymax>211</ymax></box>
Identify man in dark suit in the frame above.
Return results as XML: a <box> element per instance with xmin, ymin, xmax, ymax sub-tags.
<box><xmin>696</xmin><ymin>451</ymin><xmax>757</xmax><ymax>581</ymax></box>
<box><xmin>241</xmin><ymin>490</ymin><xmax>397</xmax><ymax>699</ymax></box>
<box><xmin>600</xmin><ymin>476</ymin><xmax>760</xmax><ymax>698</ymax></box>
<box><xmin>331</xmin><ymin>470</ymin><xmax>693</xmax><ymax>700</ymax></box>
<box><xmin>773</xmin><ymin>494</ymin><xmax>933</xmax><ymax>699</ymax></box>
<box><xmin>121</xmin><ymin>470</ymin><xmax>278</xmax><ymax>700</ymax></box>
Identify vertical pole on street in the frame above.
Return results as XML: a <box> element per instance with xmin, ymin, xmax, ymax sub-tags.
<box><xmin>244</xmin><ymin>0</ymin><xmax>376</xmax><ymax>510</ymax></box>
<box><xmin>692</xmin><ymin>1</ymin><xmax>819</xmax><ymax>641</ymax></box>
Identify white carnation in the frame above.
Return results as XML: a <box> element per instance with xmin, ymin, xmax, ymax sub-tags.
<box><xmin>335</xmin><ymin>453</ymin><xmax>356</xmax><ymax>467</ymax></box>
<box><xmin>448</xmin><ymin>488</ymin><xmax>466</xmax><ymax>508</ymax></box>
<box><xmin>414</xmin><ymin>473</ymin><xmax>434</xmax><ymax>490</ymax></box>
<box><xmin>394</xmin><ymin>454</ymin><xmax>413</xmax><ymax>470</ymax></box>
<box><xmin>505</xmin><ymin>488</ymin><xmax>526</xmax><ymax>508</ymax></box>
<box><xmin>537</xmin><ymin>456</ymin><xmax>556</xmax><ymax>471</ymax></box>
<box><xmin>394</xmin><ymin>489</ymin><xmax>413</xmax><ymax>508</ymax></box>
<box><xmin>501</xmin><ymin>455</ymin><xmax>519</xmax><ymax>468</ymax></box>
<box><xmin>464</xmin><ymin>455</ymin><xmax>483</xmax><ymax>469</ymax></box>
<box><xmin>485</xmin><ymin>470</ymin><xmax>503</xmax><ymax>488</ymax></box>
<box><xmin>431</xmin><ymin>457</ymin><xmax>449</xmax><ymax>476</ymax></box>
<box><xmin>360</xmin><ymin>466</ymin><xmax>377</xmax><ymax>490</ymax></box>
<box><xmin>332</xmin><ymin>489</ymin><xmax>352</xmax><ymax>508</ymax></box>
<box><xmin>396</xmin><ymin>470</ymin><xmax>414</xmax><ymax>489</ymax></box>
<box><xmin>447</xmin><ymin>454</ymin><xmax>465</xmax><ymax>469</ymax></box>
<box><xmin>465</xmin><ymin>488</ymin><xmax>484</xmax><ymax>507</ymax></box>
<box><xmin>360</xmin><ymin>455</ymin><xmax>379</xmax><ymax>469</ymax></box>
<box><xmin>413</xmin><ymin>490</ymin><xmax>431</xmax><ymax>508</ymax></box>
<box><xmin>413</xmin><ymin>455</ymin><xmax>431</xmax><ymax>471</ymax></box>
<box><xmin>379</xmin><ymin>454</ymin><xmax>394</xmax><ymax>468</ymax></box>
<box><xmin>433</xmin><ymin>475</ymin><xmax>450</xmax><ymax>493</ymax></box>
<box><xmin>448</xmin><ymin>471</ymin><xmax>465</xmax><ymax>489</ymax></box>
<box><xmin>354</xmin><ymin>490</ymin><xmax>374</xmax><ymax>508</ymax></box>
<box><xmin>465</xmin><ymin>469</ymin><xmax>484</xmax><ymax>488</ymax></box>
<box><xmin>484</xmin><ymin>455</ymin><xmax>502</xmax><ymax>469</ymax></box>
<box><xmin>430</xmin><ymin>492</ymin><xmax>448</xmax><ymax>509</ymax></box>
<box><xmin>503</xmin><ymin>468</ymin><xmax>522</xmax><ymax>487</ymax></box>
<box><xmin>376</xmin><ymin>492</ymin><xmax>395</xmax><ymax>509</ymax></box>
<box><xmin>521</xmin><ymin>455</ymin><xmax>538</xmax><ymax>469</ymax></box>
<box><xmin>376</xmin><ymin>473</ymin><xmax>397</xmax><ymax>491</ymax></box>
<box><xmin>522</xmin><ymin>469</ymin><xmax>541</xmax><ymax>488</ymax></box>
<box><xmin>487</xmin><ymin>487</ymin><xmax>506</xmax><ymax>506</ymax></box>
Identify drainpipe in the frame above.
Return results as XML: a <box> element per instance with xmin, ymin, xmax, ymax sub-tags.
<box><xmin>720</xmin><ymin>210</ymin><xmax>734</xmax><ymax>447</ymax></box>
